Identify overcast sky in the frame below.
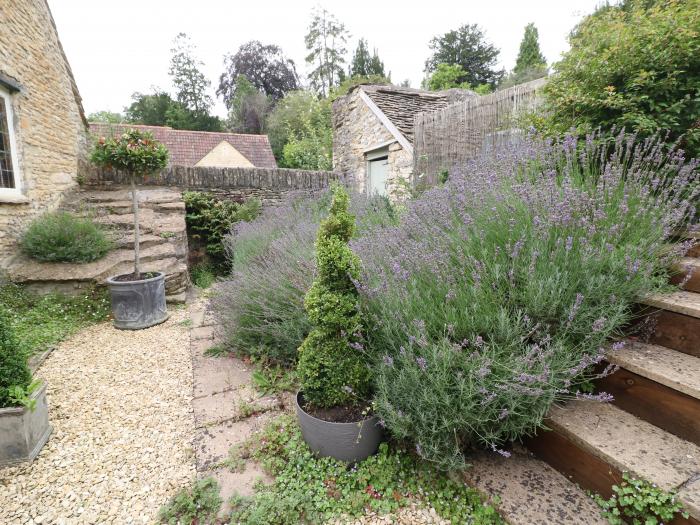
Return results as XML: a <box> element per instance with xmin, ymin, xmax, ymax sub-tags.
<box><xmin>49</xmin><ymin>0</ymin><xmax>603</xmax><ymax>119</ymax></box>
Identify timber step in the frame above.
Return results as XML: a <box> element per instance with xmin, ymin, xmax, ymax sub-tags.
<box><xmin>640</xmin><ymin>290</ymin><xmax>700</xmax><ymax>357</ymax></box>
<box><xmin>464</xmin><ymin>449</ymin><xmax>607</xmax><ymax>525</ymax></box>
<box><xmin>601</xmin><ymin>341</ymin><xmax>700</xmax><ymax>444</ymax></box>
<box><xmin>643</xmin><ymin>290</ymin><xmax>700</xmax><ymax>319</ymax></box>
<box><xmin>528</xmin><ymin>401</ymin><xmax>700</xmax><ymax>524</ymax></box>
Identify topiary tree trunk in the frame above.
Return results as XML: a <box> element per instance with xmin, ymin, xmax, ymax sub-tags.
<box><xmin>131</xmin><ymin>175</ymin><xmax>141</xmax><ymax>276</ymax></box>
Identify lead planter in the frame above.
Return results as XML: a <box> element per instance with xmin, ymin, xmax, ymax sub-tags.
<box><xmin>0</xmin><ymin>382</ymin><xmax>52</xmax><ymax>466</ymax></box>
<box><xmin>295</xmin><ymin>392</ymin><xmax>383</xmax><ymax>463</ymax></box>
<box><xmin>106</xmin><ymin>272</ymin><xmax>169</xmax><ymax>330</ymax></box>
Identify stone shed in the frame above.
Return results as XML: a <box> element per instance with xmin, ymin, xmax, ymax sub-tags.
<box><xmin>0</xmin><ymin>0</ymin><xmax>88</xmax><ymax>268</ymax></box>
<box><xmin>332</xmin><ymin>84</ymin><xmax>475</xmax><ymax>198</ymax></box>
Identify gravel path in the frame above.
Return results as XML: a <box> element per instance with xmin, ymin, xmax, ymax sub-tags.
<box><xmin>0</xmin><ymin>308</ymin><xmax>196</xmax><ymax>525</ymax></box>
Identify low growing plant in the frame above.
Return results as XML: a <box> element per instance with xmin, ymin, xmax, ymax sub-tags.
<box><xmin>228</xmin><ymin>415</ymin><xmax>503</xmax><ymax>525</ymax></box>
<box><xmin>21</xmin><ymin>211</ymin><xmax>112</xmax><ymax>263</ymax></box>
<box><xmin>0</xmin><ymin>307</ymin><xmax>34</xmax><ymax>409</ymax></box>
<box><xmin>190</xmin><ymin>262</ymin><xmax>217</xmax><ymax>289</ymax></box>
<box><xmin>354</xmin><ymin>131</ymin><xmax>698</xmax><ymax>469</ymax></box>
<box><xmin>594</xmin><ymin>472</ymin><xmax>689</xmax><ymax>525</ymax></box>
<box><xmin>296</xmin><ymin>184</ymin><xmax>370</xmax><ymax>408</ymax></box>
<box><xmin>158</xmin><ymin>477</ymin><xmax>222</xmax><ymax>525</ymax></box>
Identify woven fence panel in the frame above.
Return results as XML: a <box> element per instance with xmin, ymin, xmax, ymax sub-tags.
<box><xmin>413</xmin><ymin>77</ymin><xmax>547</xmax><ymax>185</ymax></box>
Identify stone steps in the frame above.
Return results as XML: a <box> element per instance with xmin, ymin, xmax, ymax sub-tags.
<box><xmin>600</xmin><ymin>340</ymin><xmax>700</xmax><ymax>444</ymax></box>
<box><xmin>530</xmin><ymin>401</ymin><xmax>700</xmax><ymax>524</ymax></box>
<box><xmin>672</xmin><ymin>257</ymin><xmax>700</xmax><ymax>293</ymax></box>
<box><xmin>642</xmin><ymin>289</ymin><xmax>700</xmax><ymax>358</ymax></box>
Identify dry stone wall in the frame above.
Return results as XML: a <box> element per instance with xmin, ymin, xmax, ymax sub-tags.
<box><xmin>0</xmin><ymin>0</ymin><xmax>87</xmax><ymax>268</ymax></box>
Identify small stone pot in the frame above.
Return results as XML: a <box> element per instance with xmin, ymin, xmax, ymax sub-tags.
<box><xmin>295</xmin><ymin>392</ymin><xmax>383</xmax><ymax>463</ymax></box>
<box><xmin>0</xmin><ymin>382</ymin><xmax>52</xmax><ymax>467</ymax></box>
<box><xmin>106</xmin><ymin>271</ymin><xmax>169</xmax><ymax>330</ymax></box>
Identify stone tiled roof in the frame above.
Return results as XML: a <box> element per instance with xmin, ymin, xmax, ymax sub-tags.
<box><xmin>360</xmin><ymin>84</ymin><xmax>476</xmax><ymax>144</ymax></box>
<box><xmin>89</xmin><ymin>123</ymin><xmax>277</xmax><ymax>168</ymax></box>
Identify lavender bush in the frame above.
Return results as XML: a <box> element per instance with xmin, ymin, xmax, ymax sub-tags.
<box><xmin>212</xmin><ymin>189</ymin><xmax>395</xmax><ymax>366</ymax></box>
<box><xmin>354</xmin><ymin>131</ymin><xmax>698</xmax><ymax>469</ymax></box>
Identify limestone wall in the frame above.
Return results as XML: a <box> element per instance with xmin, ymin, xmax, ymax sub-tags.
<box><xmin>0</xmin><ymin>0</ymin><xmax>87</xmax><ymax>268</ymax></box>
<box><xmin>83</xmin><ymin>165</ymin><xmax>336</xmax><ymax>204</ymax></box>
<box><xmin>332</xmin><ymin>88</ymin><xmax>412</xmax><ymax>198</ymax></box>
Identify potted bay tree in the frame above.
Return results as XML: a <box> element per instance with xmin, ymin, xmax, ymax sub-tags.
<box><xmin>295</xmin><ymin>185</ymin><xmax>382</xmax><ymax>462</ymax></box>
<box><xmin>91</xmin><ymin>129</ymin><xmax>169</xmax><ymax>330</ymax></box>
<box><xmin>0</xmin><ymin>309</ymin><xmax>51</xmax><ymax>466</ymax></box>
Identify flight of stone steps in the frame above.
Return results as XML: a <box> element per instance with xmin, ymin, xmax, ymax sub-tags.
<box><xmin>7</xmin><ymin>187</ymin><xmax>190</xmax><ymax>303</ymax></box>
<box><xmin>526</xmin><ymin>228</ymin><xmax>700</xmax><ymax>525</ymax></box>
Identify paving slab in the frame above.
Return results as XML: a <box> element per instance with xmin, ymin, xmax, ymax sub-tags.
<box><xmin>464</xmin><ymin>449</ymin><xmax>607</xmax><ymax>525</ymax></box>
<box><xmin>191</xmin><ymin>325</ymin><xmax>216</xmax><ymax>341</ymax></box>
<box><xmin>192</xmin><ymin>358</ymin><xmax>251</xmax><ymax>399</ymax></box>
<box><xmin>608</xmin><ymin>340</ymin><xmax>700</xmax><ymax>400</ymax></box>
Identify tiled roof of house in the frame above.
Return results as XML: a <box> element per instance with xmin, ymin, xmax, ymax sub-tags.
<box><xmin>359</xmin><ymin>84</ymin><xmax>476</xmax><ymax>144</ymax></box>
<box><xmin>89</xmin><ymin>123</ymin><xmax>277</xmax><ymax>168</ymax></box>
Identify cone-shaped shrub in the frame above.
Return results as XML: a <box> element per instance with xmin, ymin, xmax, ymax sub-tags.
<box><xmin>0</xmin><ymin>308</ymin><xmax>32</xmax><ymax>409</ymax></box>
<box><xmin>297</xmin><ymin>185</ymin><xmax>370</xmax><ymax>408</ymax></box>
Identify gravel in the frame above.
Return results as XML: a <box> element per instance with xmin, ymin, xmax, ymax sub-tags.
<box><xmin>332</xmin><ymin>503</ymin><xmax>450</xmax><ymax>524</ymax></box>
<box><xmin>0</xmin><ymin>309</ymin><xmax>196</xmax><ymax>525</ymax></box>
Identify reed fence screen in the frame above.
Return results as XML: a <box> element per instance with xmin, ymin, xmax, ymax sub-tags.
<box><xmin>413</xmin><ymin>77</ymin><xmax>547</xmax><ymax>185</ymax></box>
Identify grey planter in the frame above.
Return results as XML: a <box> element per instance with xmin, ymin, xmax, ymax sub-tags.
<box><xmin>106</xmin><ymin>271</ymin><xmax>169</xmax><ymax>330</ymax></box>
<box><xmin>295</xmin><ymin>392</ymin><xmax>383</xmax><ymax>463</ymax></box>
<box><xmin>0</xmin><ymin>382</ymin><xmax>52</xmax><ymax>467</ymax></box>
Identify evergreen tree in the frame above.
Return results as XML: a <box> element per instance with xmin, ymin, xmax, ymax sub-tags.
<box><xmin>513</xmin><ymin>23</ymin><xmax>547</xmax><ymax>76</ymax></box>
<box><xmin>305</xmin><ymin>8</ymin><xmax>349</xmax><ymax>97</ymax></box>
<box><xmin>349</xmin><ymin>39</ymin><xmax>386</xmax><ymax>78</ymax></box>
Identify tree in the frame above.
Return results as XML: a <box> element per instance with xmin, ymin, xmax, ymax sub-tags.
<box><xmin>87</xmin><ymin>111</ymin><xmax>124</xmax><ymax>124</ymax></box>
<box><xmin>305</xmin><ymin>8</ymin><xmax>349</xmax><ymax>97</ymax></box>
<box><xmin>349</xmin><ymin>39</ymin><xmax>386</xmax><ymax>78</ymax></box>
<box><xmin>218</xmin><ymin>41</ymin><xmax>299</xmax><ymax>107</ymax></box>
<box><xmin>226</xmin><ymin>75</ymin><xmax>270</xmax><ymax>134</ymax></box>
<box><xmin>425</xmin><ymin>24</ymin><xmax>504</xmax><ymax>87</ymax></box>
<box><xmin>540</xmin><ymin>0</ymin><xmax>700</xmax><ymax>156</ymax></box>
<box><xmin>513</xmin><ymin>23</ymin><xmax>547</xmax><ymax>76</ymax></box>
<box><xmin>425</xmin><ymin>64</ymin><xmax>471</xmax><ymax>91</ymax></box>
<box><xmin>169</xmin><ymin>33</ymin><xmax>214</xmax><ymax>115</ymax></box>
<box><xmin>124</xmin><ymin>91</ymin><xmax>175</xmax><ymax>126</ymax></box>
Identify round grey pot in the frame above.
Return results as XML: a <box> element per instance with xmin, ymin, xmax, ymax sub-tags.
<box><xmin>295</xmin><ymin>392</ymin><xmax>383</xmax><ymax>463</ymax></box>
<box><xmin>106</xmin><ymin>272</ymin><xmax>169</xmax><ymax>330</ymax></box>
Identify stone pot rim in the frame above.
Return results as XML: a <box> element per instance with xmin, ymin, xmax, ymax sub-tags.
<box><xmin>295</xmin><ymin>391</ymin><xmax>377</xmax><ymax>428</ymax></box>
<box><xmin>0</xmin><ymin>380</ymin><xmax>46</xmax><ymax>417</ymax></box>
<box><xmin>106</xmin><ymin>271</ymin><xmax>165</xmax><ymax>286</ymax></box>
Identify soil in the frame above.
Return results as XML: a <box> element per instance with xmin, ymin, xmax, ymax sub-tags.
<box><xmin>302</xmin><ymin>399</ymin><xmax>372</xmax><ymax>423</ymax></box>
<box><xmin>113</xmin><ymin>271</ymin><xmax>159</xmax><ymax>282</ymax></box>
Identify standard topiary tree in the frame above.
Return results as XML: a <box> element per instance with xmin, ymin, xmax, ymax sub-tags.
<box><xmin>90</xmin><ymin>129</ymin><xmax>168</xmax><ymax>278</ymax></box>
<box><xmin>0</xmin><ymin>308</ymin><xmax>32</xmax><ymax>409</ymax></box>
<box><xmin>296</xmin><ymin>185</ymin><xmax>370</xmax><ymax>408</ymax></box>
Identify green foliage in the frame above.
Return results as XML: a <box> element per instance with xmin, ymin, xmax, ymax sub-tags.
<box><xmin>90</xmin><ymin>128</ymin><xmax>168</xmax><ymax>177</ymax></box>
<box><xmin>0</xmin><ymin>307</ymin><xmax>33</xmax><ymax>409</ymax></box>
<box><xmin>251</xmin><ymin>362</ymin><xmax>297</xmax><ymax>396</ymax></box>
<box><xmin>124</xmin><ymin>90</ymin><xmax>221</xmax><ymax>132</ymax></box>
<box><xmin>190</xmin><ymin>262</ymin><xmax>217</xmax><ymax>289</ymax></box>
<box><xmin>158</xmin><ymin>477</ymin><xmax>222</xmax><ymax>525</ymax></box>
<box><xmin>169</xmin><ymin>32</ymin><xmax>214</xmax><ymax>116</ymax></box>
<box><xmin>594</xmin><ymin>472</ymin><xmax>689</xmax><ymax>525</ymax></box>
<box><xmin>349</xmin><ymin>39</ymin><xmax>387</xmax><ymax>78</ymax></box>
<box><xmin>540</xmin><ymin>0</ymin><xmax>700</xmax><ymax>157</ymax></box>
<box><xmin>226</xmin><ymin>75</ymin><xmax>271</xmax><ymax>134</ymax></box>
<box><xmin>21</xmin><ymin>212</ymin><xmax>112</xmax><ymax>263</ymax></box>
<box><xmin>513</xmin><ymin>23</ymin><xmax>547</xmax><ymax>76</ymax></box>
<box><xmin>426</xmin><ymin>63</ymin><xmax>472</xmax><ymax>91</ymax></box>
<box><xmin>183</xmin><ymin>191</ymin><xmax>261</xmax><ymax>267</ymax></box>
<box><xmin>228</xmin><ymin>415</ymin><xmax>503</xmax><ymax>525</ymax></box>
<box><xmin>329</xmin><ymin>75</ymin><xmax>392</xmax><ymax>102</ymax></box>
<box><xmin>425</xmin><ymin>24</ymin><xmax>504</xmax><ymax>87</ymax></box>
<box><xmin>282</xmin><ymin>134</ymin><xmax>332</xmax><ymax>171</ymax></box>
<box><xmin>0</xmin><ymin>283</ymin><xmax>110</xmax><ymax>358</ymax></box>
<box><xmin>296</xmin><ymin>185</ymin><xmax>370</xmax><ymax>408</ymax></box>
<box><xmin>87</xmin><ymin>111</ymin><xmax>124</xmax><ymax>124</ymax></box>
<box><xmin>305</xmin><ymin>7</ymin><xmax>349</xmax><ymax>97</ymax></box>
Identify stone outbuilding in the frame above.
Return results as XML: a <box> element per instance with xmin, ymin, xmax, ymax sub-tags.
<box><xmin>89</xmin><ymin>124</ymin><xmax>278</xmax><ymax>169</ymax></box>
<box><xmin>0</xmin><ymin>0</ymin><xmax>88</xmax><ymax>268</ymax></box>
<box><xmin>332</xmin><ymin>84</ymin><xmax>475</xmax><ymax>198</ymax></box>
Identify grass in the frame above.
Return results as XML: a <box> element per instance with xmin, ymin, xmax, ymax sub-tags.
<box><xmin>191</xmin><ymin>263</ymin><xmax>218</xmax><ymax>289</ymax></box>
<box><xmin>0</xmin><ymin>282</ymin><xmax>110</xmax><ymax>357</ymax></box>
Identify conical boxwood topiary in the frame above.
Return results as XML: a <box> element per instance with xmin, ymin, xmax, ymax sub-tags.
<box><xmin>0</xmin><ymin>308</ymin><xmax>32</xmax><ymax>408</ymax></box>
<box><xmin>296</xmin><ymin>185</ymin><xmax>370</xmax><ymax>408</ymax></box>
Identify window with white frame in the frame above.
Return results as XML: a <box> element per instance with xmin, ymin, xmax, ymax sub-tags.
<box><xmin>0</xmin><ymin>85</ymin><xmax>21</xmax><ymax>194</ymax></box>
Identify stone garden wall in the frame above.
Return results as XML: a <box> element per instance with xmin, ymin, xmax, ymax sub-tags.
<box><xmin>82</xmin><ymin>165</ymin><xmax>337</xmax><ymax>204</ymax></box>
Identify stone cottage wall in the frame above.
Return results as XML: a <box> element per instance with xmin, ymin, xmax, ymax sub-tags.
<box><xmin>332</xmin><ymin>88</ymin><xmax>411</xmax><ymax>197</ymax></box>
<box><xmin>0</xmin><ymin>0</ymin><xmax>87</xmax><ymax>268</ymax></box>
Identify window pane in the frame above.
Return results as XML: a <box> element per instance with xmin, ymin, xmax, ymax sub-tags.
<box><xmin>0</xmin><ymin>97</ymin><xmax>16</xmax><ymax>189</ymax></box>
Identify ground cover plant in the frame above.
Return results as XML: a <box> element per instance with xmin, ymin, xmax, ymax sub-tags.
<box><xmin>212</xmin><ymin>189</ymin><xmax>394</xmax><ymax>367</ymax></box>
<box><xmin>0</xmin><ymin>282</ymin><xmax>110</xmax><ymax>357</ymax></box>
<box><xmin>158</xmin><ymin>477</ymin><xmax>222</xmax><ymax>525</ymax></box>
<box><xmin>21</xmin><ymin>211</ymin><xmax>112</xmax><ymax>263</ymax></box>
<box><xmin>0</xmin><ymin>307</ymin><xmax>33</xmax><ymax>409</ymax></box>
<box><xmin>228</xmin><ymin>415</ymin><xmax>503</xmax><ymax>525</ymax></box>
<box><xmin>353</xmin><ymin>131</ymin><xmax>699</xmax><ymax>469</ymax></box>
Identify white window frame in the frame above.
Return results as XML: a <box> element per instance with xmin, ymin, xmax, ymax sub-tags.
<box><xmin>0</xmin><ymin>85</ymin><xmax>22</xmax><ymax>198</ymax></box>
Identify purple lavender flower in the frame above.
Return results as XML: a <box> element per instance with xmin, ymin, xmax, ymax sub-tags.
<box><xmin>498</xmin><ymin>408</ymin><xmax>509</xmax><ymax>420</ymax></box>
<box><xmin>383</xmin><ymin>355</ymin><xmax>394</xmax><ymax>367</ymax></box>
<box><xmin>416</xmin><ymin>357</ymin><xmax>428</xmax><ymax>371</ymax></box>
<box><xmin>592</xmin><ymin>317</ymin><xmax>607</xmax><ymax>333</ymax></box>
<box><xmin>611</xmin><ymin>341</ymin><xmax>626</xmax><ymax>352</ymax></box>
